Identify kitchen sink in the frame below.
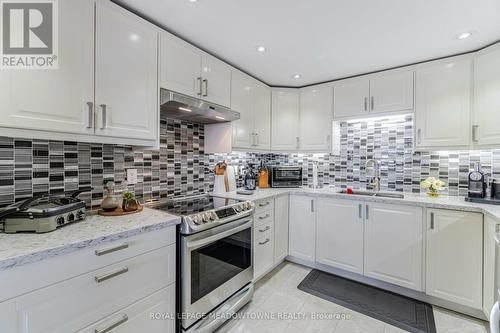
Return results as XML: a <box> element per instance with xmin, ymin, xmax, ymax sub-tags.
<box><xmin>338</xmin><ymin>190</ymin><xmax>404</xmax><ymax>199</ymax></box>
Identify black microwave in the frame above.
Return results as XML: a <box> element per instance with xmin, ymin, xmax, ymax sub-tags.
<box><xmin>269</xmin><ymin>166</ymin><xmax>303</xmax><ymax>188</ymax></box>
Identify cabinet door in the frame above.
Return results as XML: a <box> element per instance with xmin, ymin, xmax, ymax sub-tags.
<box><xmin>0</xmin><ymin>0</ymin><xmax>94</xmax><ymax>135</ymax></box>
<box><xmin>364</xmin><ymin>203</ymin><xmax>423</xmax><ymax>291</ymax></box>
<box><xmin>426</xmin><ymin>209</ymin><xmax>483</xmax><ymax>309</ymax></box>
<box><xmin>201</xmin><ymin>53</ymin><xmax>231</xmax><ymax>107</ymax></box>
<box><xmin>254</xmin><ymin>232</ymin><xmax>274</xmax><ymax>280</ymax></box>
<box><xmin>95</xmin><ymin>1</ymin><xmax>158</xmax><ymax>141</ymax></box>
<box><xmin>369</xmin><ymin>70</ymin><xmax>414</xmax><ymax>114</ymax></box>
<box><xmin>415</xmin><ymin>56</ymin><xmax>472</xmax><ymax>148</ymax></box>
<box><xmin>274</xmin><ymin>195</ymin><xmax>289</xmax><ymax>262</ymax></box>
<box><xmin>473</xmin><ymin>43</ymin><xmax>500</xmax><ymax>146</ymax></box>
<box><xmin>483</xmin><ymin>216</ymin><xmax>499</xmax><ymax>317</ymax></box>
<box><xmin>316</xmin><ymin>198</ymin><xmax>364</xmax><ymax>274</ymax></box>
<box><xmin>333</xmin><ymin>78</ymin><xmax>369</xmax><ymax>119</ymax></box>
<box><xmin>299</xmin><ymin>85</ymin><xmax>333</xmax><ymax>151</ymax></box>
<box><xmin>0</xmin><ymin>300</ymin><xmax>16</xmax><ymax>333</ymax></box>
<box><xmin>160</xmin><ymin>33</ymin><xmax>201</xmax><ymax>98</ymax></box>
<box><xmin>253</xmin><ymin>82</ymin><xmax>272</xmax><ymax>150</ymax></box>
<box><xmin>288</xmin><ymin>195</ymin><xmax>316</xmax><ymax>262</ymax></box>
<box><xmin>78</xmin><ymin>285</ymin><xmax>175</xmax><ymax>333</ymax></box>
<box><xmin>271</xmin><ymin>89</ymin><xmax>300</xmax><ymax>150</ymax></box>
<box><xmin>231</xmin><ymin>71</ymin><xmax>255</xmax><ymax>149</ymax></box>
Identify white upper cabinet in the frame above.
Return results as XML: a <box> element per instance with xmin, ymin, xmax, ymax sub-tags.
<box><xmin>316</xmin><ymin>198</ymin><xmax>364</xmax><ymax>275</ymax></box>
<box><xmin>253</xmin><ymin>82</ymin><xmax>272</xmax><ymax>150</ymax></box>
<box><xmin>426</xmin><ymin>209</ymin><xmax>483</xmax><ymax>310</ymax></box>
<box><xmin>0</xmin><ymin>0</ymin><xmax>94</xmax><ymax>135</ymax></box>
<box><xmin>160</xmin><ymin>33</ymin><xmax>231</xmax><ymax>107</ymax></box>
<box><xmin>369</xmin><ymin>70</ymin><xmax>414</xmax><ymax>114</ymax></box>
<box><xmin>415</xmin><ymin>56</ymin><xmax>472</xmax><ymax>149</ymax></box>
<box><xmin>231</xmin><ymin>71</ymin><xmax>270</xmax><ymax>150</ymax></box>
<box><xmin>473</xmin><ymin>43</ymin><xmax>500</xmax><ymax>147</ymax></box>
<box><xmin>271</xmin><ymin>89</ymin><xmax>300</xmax><ymax>151</ymax></box>
<box><xmin>288</xmin><ymin>195</ymin><xmax>316</xmax><ymax>262</ymax></box>
<box><xmin>160</xmin><ymin>33</ymin><xmax>201</xmax><ymax>98</ymax></box>
<box><xmin>333</xmin><ymin>69</ymin><xmax>414</xmax><ymax>120</ymax></box>
<box><xmin>299</xmin><ymin>85</ymin><xmax>333</xmax><ymax>151</ymax></box>
<box><xmin>364</xmin><ymin>203</ymin><xmax>423</xmax><ymax>291</ymax></box>
<box><xmin>333</xmin><ymin>78</ymin><xmax>370</xmax><ymax>119</ymax></box>
<box><xmin>95</xmin><ymin>0</ymin><xmax>158</xmax><ymax>141</ymax></box>
<box><xmin>201</xmin><ymin>53</ymin><xmax>231</xmax><ymax>107</ymax></box>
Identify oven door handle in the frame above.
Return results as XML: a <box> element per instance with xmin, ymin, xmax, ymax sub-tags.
<box><xmin>185</xmin><ymin>219</ymin><xmax>253</xmax><ymax>250</ymax></box>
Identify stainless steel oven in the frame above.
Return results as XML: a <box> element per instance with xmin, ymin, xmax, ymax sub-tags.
<box><xmin>181</xmin><ymin>217</ymin><xmax>253</xmax><ymax>332</ymax></box>
<box><xmin>270</xmin><ymin>166</ymin><xmax>303</xmax><ymax>188</ymax></box>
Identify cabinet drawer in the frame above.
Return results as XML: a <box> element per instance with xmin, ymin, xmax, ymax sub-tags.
<box><xmin>254</xmin><ymin>220</ymin><xmax>273</xmax><ymax>241</ymax></box>
<box><xmin>13</xmin><ymin>245</ymin><xmax>175</xmax><ymax>333</ymax></box>
<box><xmin>254</xmin><ymin>198</ymin><xmax>274</xmax><ymax>214</ymax></box>
<box><xmin>254</xmin><ymin>210</ymin><xmax>273</xmax><ymax>227</ymax></box>
<box><xmin>254</xmin><ymin>233</ymin><xmax>274</xmax><ymax>279</ymax></box>
<box><xmin>1</xmin><ymin>227</ymin><xmax>176</xmax><ymax>302</ymax></box>
<box><xmin>77</xmin><ymin>285</ymin><xmax>175</xmax><ymax>333</ymax></box>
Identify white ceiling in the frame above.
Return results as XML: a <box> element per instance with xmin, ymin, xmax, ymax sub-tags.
<box><xmin>115</xmin><ymin>0</ymin><xmax>500</xmax><ymax>87</ymax></box>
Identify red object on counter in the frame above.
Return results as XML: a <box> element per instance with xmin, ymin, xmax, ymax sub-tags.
<box><xmin>346</xmin><ymin>188</ymin><xmax>353</xmax><ymax>194</ymax></box>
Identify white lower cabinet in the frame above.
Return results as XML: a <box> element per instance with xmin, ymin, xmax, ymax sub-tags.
<box><xmin>78</xmin><ymin>285</ymin><xmax>175</xmax><ymax>333</ymax></box>
<box><xmin>426</xmin><ymin>209</ymin><xmax>483</xmax><ymax>310</ymax></box>
<box><xmin>484</xmin><ymin>215</ymin><xmax>499</xmax><ymax>317</ymax></box>
<box><xmin>364</xmin><ymin>203</ymin><xmax>423</xmax><ymax>291</ymax></box>
<box><xmin>274</xmin><ymin>195</ymin><xmax>289</xmax><ymax>262</ymax></box>
<box><xmin>316</xmin><ymin>198</ymin><xmax>364</xmax><ymax>274</ymax></box>
<box><xmin>288</xmin><ymin>195</ymin><xmax>316</xmax><ymax>262</ymax></box>
<box><xmin>253</xmin><ymin>198</ymin><xmax>275</xmax><ymax>280</ymax></box>
<box><xmin>0</xmin><ymin>227</ymin><xmax>176</xmax><ymax>333</ymax></box>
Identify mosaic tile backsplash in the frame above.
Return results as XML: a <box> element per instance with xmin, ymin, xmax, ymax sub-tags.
<box><xmin>0</xmin><ymin>113</ymin><xmax>499</xmax><ymax>208</ymax></box>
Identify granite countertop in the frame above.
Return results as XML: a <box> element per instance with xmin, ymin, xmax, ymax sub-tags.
<box><xmin>213</xmin><ymin>187</ymin><xmax>500</xmax><ymax>220</ymax></box>
<box><xmin>0</xmin><ymin>207</ymin><xmax>181</xmax><ymax>271</ymax></box>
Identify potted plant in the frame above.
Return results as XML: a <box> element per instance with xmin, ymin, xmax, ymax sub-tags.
<box><xmin>420</xmin><ymin>177</ymin><xmax>446</xmax><ymax>197</ymax></box>
<box><xmin>122</xmin><ymin>191</ymin><xmax>139</xmax><ymax>212</ymax></box>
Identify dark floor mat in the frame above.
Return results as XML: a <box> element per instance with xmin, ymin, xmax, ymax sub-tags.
<box><xmin>298</xmin><ymin>269</ymin><xmax>436</xmax><ymax>333</ymax></box>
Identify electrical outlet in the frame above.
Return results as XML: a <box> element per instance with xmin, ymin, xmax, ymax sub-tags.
<box><xmin>126</xmin><ymin>169</ymin><xmax>138</xmax><ymax>185</ymax></box>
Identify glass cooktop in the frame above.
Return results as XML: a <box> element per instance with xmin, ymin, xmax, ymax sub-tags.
<box><xmin>151</xmin><ymin>195</ymin><xmax>241</xmax><ymax>216</ymax></box>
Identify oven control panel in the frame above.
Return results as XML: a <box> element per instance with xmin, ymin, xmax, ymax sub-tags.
<box><xmin>182</xmin><ymin>201</ymin><xmax>254</xmax><ymax>234</ymax></box>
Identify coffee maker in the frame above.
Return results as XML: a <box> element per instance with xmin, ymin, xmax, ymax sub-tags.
<box><xmin>244</xmin><ymin>164</ymin><xmax>257</xmax><ymax>190</ymax></box>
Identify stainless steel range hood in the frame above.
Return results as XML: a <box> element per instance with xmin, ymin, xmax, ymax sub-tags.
<box><xmin>160</xmin><ymin>89</ymin><xmax>240</xmax><ymax>124</ymax></box>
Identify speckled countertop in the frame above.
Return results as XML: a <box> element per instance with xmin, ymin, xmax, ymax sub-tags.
<box><xmin>213</xmin><ymin>187</ymin><xmax>500</xmax><ymax>220</ymax></box>
<box><xmin>0</xmin><ymin>207</ymin><xmax>180</xmax><ymax>271</ymax></box>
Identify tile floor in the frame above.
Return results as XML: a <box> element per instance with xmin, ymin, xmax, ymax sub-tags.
<box><xmin>218</xmin><ymin>262</ymin><xmax>490</xmax><ymax>333</ymax></box>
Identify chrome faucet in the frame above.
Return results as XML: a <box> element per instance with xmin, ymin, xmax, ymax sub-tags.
<box><xmin>365</xmin><ymin>159</ymin><xmax>381</xmax><ymax>192</ymax></box>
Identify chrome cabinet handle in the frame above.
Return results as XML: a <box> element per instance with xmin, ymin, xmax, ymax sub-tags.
<box><xmin>94</xmin><ymin>267</ymin><xmax>128</xmax><ymax>283</ymax></box>
<box><xmin>430</xmin><ymin>212</ymin><xmax>435</xmax><ymax>230</ymax></box>
<box><xmin>365</xmin><ymin>205</ymin><xmax>369</xmax><ymax>220</ymax></box>
<box><xmin>203</xmin><ymin>79</ymin><xmax>208</xmax><ymax>97</ymax></box>
<box><xmin>472</xmin><ymin>125</ymin><xmax>479</xmax><ymax>143</ymax></box>
<box><xmin>311</xmin><ymin>199</ymin><xmax>314</xmax><ymax>213</ymax></box>
<box><xmin>417</xmin><ymin>128</ymin><xmax>422</xmax><ymax>144</ymax></box>
<box><xmin>258</xmin><ymin>213</ymin><xmax>270</xmax><ymax>219</ymax></box>
<box><xmin>358</xmin><ymin>204</ymin><xmax>362</xmax><ymax>219</ymax></box>
<box><xmin>255</xmin><ymin>133</ymin><xmax>259</xmax><ymax>146</ymax></box>
<box><xmin>258</xmin><ymin>226</ymin><xmax>270</xmax><ymax>232</ymax></box>
<box><xmin>258</xmin><ymin>238</ymin><xmax>270</xmax><ymax>245</ymax></box>
<box><xmin>95</xmin><ymin>242</ymin><xmax>129</xmax><ymax>256</ymax></box>
<box><xmin>94</xmin><ymin>315</ymin><xmax>128</xmax><ymax>333</ymax></box>
<box><xmin>364</xmin><ymin>97</ymin><xmax>368</xmax><ymax>111</ymax></box>
<box><xmin>197</xmin><ymin>77</ymin><xmax>202</xmax><ymax>96</ymax></box>
<box><xmin>370</xmin><ymin>96</ymin><xmax>374</xmax><ymax>110</ymax></box>
<box><xmin>86</xmin><ymin>102</ymin><xmax>94</xmax><ymax>129</ymax></box>
<box><xmin>296</xmin><ymin>137</ymin><xmax>300</xmax><ymax>149</ymax></box>
<box><xmin>258</xmin><ymin>202</ymin><xmax>270</xmax><ymax>207</ymax></box>
<box><xmin>99</xmin><ymin>104</ymin><xmax>107</xmax><ymax>129</ymax></box>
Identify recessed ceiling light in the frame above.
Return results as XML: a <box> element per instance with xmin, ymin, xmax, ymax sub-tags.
<box><xmin>293</xmin><ymin>74</ymin><xmax>301</xmax><ymax>79</ymax></box>
<box><xmin>256</xmin><ymin>46</ymin><xmax>266</xmax><ymax>53</ymax></box>
<box><xmin>188</xmin><ymin>0</ymin><xmax>198</xmax><ymax>2</ymax></box>
<box><xmin>457</xmin><ymin>31</ymin><xmax>473</xmax><ymax>40</ymax></box>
